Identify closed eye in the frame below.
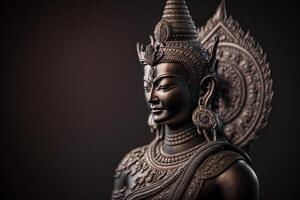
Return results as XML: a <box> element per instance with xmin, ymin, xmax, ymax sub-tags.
<box><xmin>157</xmin><ymin>82</ymin><xmax>184</xmax><ymax>91</ymax></box>
<box><xmin>144</xmin><ymin>81</ymin><xmax>151</xmax><ymax>92</ymax></box>
<box><xmin>144</xmin><ymin>86</ymin><xmax>151</xmax><ymax>92</ymax></box>
<box><xmin>157</xmin><ymin>84</ymin><xmax>172</xmax><ymax>91</ymax></box>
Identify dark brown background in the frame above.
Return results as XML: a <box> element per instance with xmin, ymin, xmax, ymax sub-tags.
<box><xmin>1</xmin><ymin>0</ymin><xmax>300</xmax><ymax>199</ymax></box>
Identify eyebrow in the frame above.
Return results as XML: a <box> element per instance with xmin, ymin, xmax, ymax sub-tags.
<box><xmin>143</xmin><ymin>79</ymin><xmax>151</xmax><ymax>84</ymax></box>
<box><xmin>144</xmin><ymin>73</ymin><xmax>185</xmax><ymax>84</ymax></box>
<box><xmin>152</xmin><ymin>73</ymin><xmax>183</xmax><ymax>83</ymax></box>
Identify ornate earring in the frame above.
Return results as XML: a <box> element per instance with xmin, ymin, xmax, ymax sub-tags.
<box><xmin>192</xmin><ymin>75</ymin><xmax>219</xmax><ymax>142</ymax></box>
<box><xmin>192</xmin><ymin>105</ymin><xmax>217</xmax><ymax>130</ymax></box>
<box><xmin>192</xmin><ymin>36</ymin><xmax>220</xmax><ymax>142</ymax></box>
<box><xmin>192</xmin><ymin>104</ymin><xmax>218</xmax><ymax>142</ymax></box>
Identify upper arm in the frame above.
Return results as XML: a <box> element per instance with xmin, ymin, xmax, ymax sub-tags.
<box><xmin>112</xmin><ymin>146</ymin><xmax>147</xmax><ymax>199</ymax></box>
<box><xmin>112</xmin><ymin>155</ymin><xmax>129</xmax><ymax>192</ymax></box>
<box><xmin>216</xmin><ymin>160</ymin><xmax>259</xmax><ymax>200</ymax></box>
<box><xmin>111</xmin><ymin>159</ymin><xmax>129</xmax><ymax>200</ymax></box>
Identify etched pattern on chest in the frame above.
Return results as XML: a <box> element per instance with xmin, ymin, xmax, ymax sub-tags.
<box><xmin>129</xmin><ymin>157</ymin><xmax>173</xmax><ymax>191</ymax></box>
<box><xmin>122</xmin><ymin>139</ymin><xmax>199</xmax><ymax>198</ymax></box>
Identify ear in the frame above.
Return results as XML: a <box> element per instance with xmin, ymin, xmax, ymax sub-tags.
<box><xmin>199</xmin><ymin>75</ymin><xmax>217</xmax><ymax>107</ymax></box>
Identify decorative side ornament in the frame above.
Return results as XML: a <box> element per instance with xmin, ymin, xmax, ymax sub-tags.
<box><xmin>154</xmin><ymin>19</ymin><xmax>171</xmax><ymax>43</ymax></box>
<box><xmin>198</xmin><ymin>1</ymin><xmax>273</xmax><ymax>149</ymax></box>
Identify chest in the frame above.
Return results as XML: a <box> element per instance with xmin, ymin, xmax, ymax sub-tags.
<box><xmin>122</xmin><ymin>145</ymin><xmax>198</xmax><ymax>199</ymax></box>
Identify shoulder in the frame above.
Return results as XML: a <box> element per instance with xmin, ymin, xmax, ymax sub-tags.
<box><xmin>112</xmin><ymin>145</ymin><xmax>149</xmax><ymax>198</ymax></box>
<box><xmin>184</xmin><ymin>149</ymin><xmax>254</xmax><ymax>199</ymax></box>
<box><xmin>114</xmin><ymin>145</ymin><xmax>148</xmax><ymax>178</ymax></box>
<box><xmin>191</xmin><ymin>149</ymin><xmax>258</xmax><ymax>200</ymax></box>
<box><xmin>216</xmin><ymin>160</ymin><xmax>259</xmax><ymax>200</ymax></box>
<box><xmin>196</xmin><ymin>150</ymin><xmax>246</xmax><ymax>180</ymax></box>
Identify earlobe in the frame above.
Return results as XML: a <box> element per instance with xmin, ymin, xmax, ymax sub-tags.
<box><xmin>199</xmin><ymin>75</ymin><xmax>217</xmax><ymax>107</ymax></box>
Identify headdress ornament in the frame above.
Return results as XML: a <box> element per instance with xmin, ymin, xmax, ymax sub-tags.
<box><xmin>139</xmin><ymin>0</ymin><xmax>273</xmax><ymax>150</ymax></box>
<box><xmin>137</xmin><ymin>0</ymin><xmax>213</xmax><ymax>99</ymax></box>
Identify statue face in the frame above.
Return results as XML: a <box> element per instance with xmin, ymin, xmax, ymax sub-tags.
<box><xmin>144</xmin><ymin>63</ymin><xmax>194</xmax><ymax>128</ymax></box>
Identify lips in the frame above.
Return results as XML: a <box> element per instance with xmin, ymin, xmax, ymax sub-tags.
<box><xmin>151</xmin><ymin>107</ymin><xmax>164</xmax><ymax>114</ymax></box>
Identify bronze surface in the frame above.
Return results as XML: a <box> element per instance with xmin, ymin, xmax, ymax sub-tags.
<box><xmin>113</xmin><ymin>0</ymin><xmax>272</xmax><ymax>199</ymax></box>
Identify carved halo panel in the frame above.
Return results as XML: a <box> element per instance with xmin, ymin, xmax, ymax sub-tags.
<box><xmin>198</xmin><ymin>2</ymin><xmax>273</xmax><ymax>148</ymax></box>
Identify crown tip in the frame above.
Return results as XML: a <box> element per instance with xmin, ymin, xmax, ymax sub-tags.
<box><xmin>213</xmin><ymin>0</ymin><xmax>227</xmax><ymax>21</ymax></box>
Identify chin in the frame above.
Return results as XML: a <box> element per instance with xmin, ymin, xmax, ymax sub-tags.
<box><xmin>153</xmin><ymin>116</ymin><xmax>168</xmax><ymax>124</ymax></box>
<box><xmin>153</xmin><ymin>115</ymin><xmax>179</xmax><ymax>126</ymax></box>
<box><xmin>154</xmin><ymin>114</ymin><xmax>193</xmax><ymax>128</ymax></box>
<box><xmin>153</xmin><ymin>112</ymin><xmax>172</xmax><ymax>124</ymax></box>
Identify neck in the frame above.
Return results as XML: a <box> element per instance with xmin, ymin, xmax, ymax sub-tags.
<box><xmin>162</xmin><ymin>121</ymin><xmax>206</xmax><ymax>154</ymax></box>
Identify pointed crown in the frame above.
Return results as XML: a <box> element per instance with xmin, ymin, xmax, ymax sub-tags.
<box><xmin>137</xmin><ymin>0</ymin><xmax>216</xmax><ymax>100</ymax></box>
<box><xmin>154</xmin><ymin>0</ymin><xmax>197</xmax><ymax>42</ymax></box>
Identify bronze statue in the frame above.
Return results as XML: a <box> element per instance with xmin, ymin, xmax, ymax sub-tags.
<box><xmin>112</xmin><ymin>0</ymin><xmax>273</xmax><ymax>199</ymax></box>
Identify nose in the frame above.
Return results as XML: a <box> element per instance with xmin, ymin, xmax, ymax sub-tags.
<box><xmin>149</xmin><ymin>96</ymin><xmax>159</xmax><ymax>105</ymax></box>
<box><xmin>148</xmin><ymin>87</ymin><xmax>159</xmax><ymax>104</ymax></box>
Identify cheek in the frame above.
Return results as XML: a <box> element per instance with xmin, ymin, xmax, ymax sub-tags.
<box><xmin>159</xmin><ymin>86</ymin><xmax>192</xmax><ymax>110</ymax></box>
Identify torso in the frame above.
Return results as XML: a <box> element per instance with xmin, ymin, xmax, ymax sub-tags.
<box><xmin>112</xmin><ymin>139</ymin><xmax>246</xmax><ymax>200</ymax></box>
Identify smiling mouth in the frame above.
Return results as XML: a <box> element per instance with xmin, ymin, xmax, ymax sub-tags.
<box><xmin>151</xmin><ymin>108</ymin><xmax>164</xmax><ymax>114</ymax></box>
